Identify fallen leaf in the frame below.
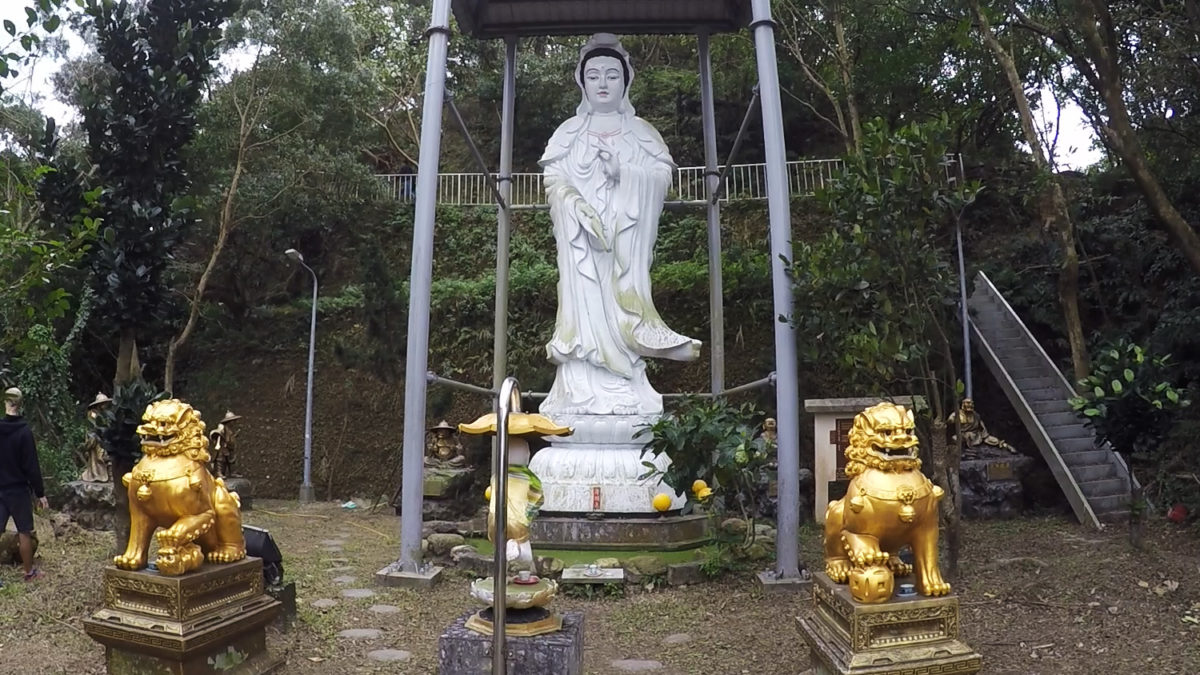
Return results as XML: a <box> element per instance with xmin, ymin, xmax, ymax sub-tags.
<box><xmin>307</xmin><ymin>657</ymin><xmax>325</xmax><ymax>663</ymax></box>
<box><xmin>1138</xmin><ymin>580</ymin><xmax>1150</xmax><ymax>588</ymax></box>
<box><xmin>1107</xmin><ymin>606</ymin><xmax>1119</xmax><ymax>615</ymax></box>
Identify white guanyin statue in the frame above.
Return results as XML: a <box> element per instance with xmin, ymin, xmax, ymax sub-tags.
<box><xmin>539</xmin><ymin>33</ymin><xmax>701</xmax><ymax>418</ymax></box>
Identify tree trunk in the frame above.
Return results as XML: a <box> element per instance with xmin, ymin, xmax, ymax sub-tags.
<box><xmin>1073</xmin><ymin>0</ymin><xmax>1200</xmax><ymax>276</ymax></box>
<box><xmin>111</xmin><ymin>456</ymin><xmax>133</xmax><ymax>555</ymax></box>
<box><xmin>930</xmin><ymin>415</ymin><xmax>959</xmax><ymax>579</ymax></box>
<box><xmin>970</xmin><ymin>0</ymin><xmax>1090</xmax><ymax>382</ymax></box>
<box><xmin>831</xmin><ymin>0</ymin><xmax>862</xmax><ymax>153</ymax></box>
<box><xmin>164</xmin><ymin>154</ymin><xmax>242</xmax><ymax>394</ymax></box>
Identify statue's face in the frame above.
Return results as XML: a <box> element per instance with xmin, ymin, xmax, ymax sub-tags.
<box><xmin>583</xmin><ymin>55</ymin><xmax>624</xmax><ymax>113</ymax></box>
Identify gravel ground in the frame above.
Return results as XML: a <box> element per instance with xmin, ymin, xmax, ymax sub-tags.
<box><xmin>0</xmin><ymin>501</ymin><xmax>1196</xmax><ymax>674</ymax></box>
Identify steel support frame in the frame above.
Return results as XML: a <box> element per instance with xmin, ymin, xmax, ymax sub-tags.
<box><xmin>395</xmin><ymin>0</ymin><xmax>453</xmax><ymax>574</ymax></box>
<box><xmin>396</xmin><ymin>0</ymin><xmax>805</xmax><ymax>582</ymax></box>
<box><xmin>750</xmin><ymin>0</ymin><xmax>803</xmax><ymax>581</ymax></box>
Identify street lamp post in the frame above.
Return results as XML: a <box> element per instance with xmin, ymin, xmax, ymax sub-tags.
<box><xmin>286</xmin><ymin>248</ymin><xmax>318</xmax><ymax>503</ymax></box>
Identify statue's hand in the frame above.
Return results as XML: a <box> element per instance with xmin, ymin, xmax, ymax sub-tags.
<box><xmin>579</xmin><ymin>203</ymin><xmax>610</xmax><ymax>250</ymax></box>
<box><xmin>597</xmin><ymin>148</ymin><xmax>619</xmax><ymax>183</ymax></box>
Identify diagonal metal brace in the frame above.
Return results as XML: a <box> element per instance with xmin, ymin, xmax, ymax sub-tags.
<box><xmin>710</xmin><ymin>86</ymin><xmax>761</xmax><ymax>205</ymax></box>
<box><xmin>445</xmin><ymin>91</ymin><xmax>508</xmax><ymax>211</ymax></box>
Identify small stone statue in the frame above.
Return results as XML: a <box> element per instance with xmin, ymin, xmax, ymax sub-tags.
<box><xmin>79</xmin><ymin>392</ymin><xmax>113</xmax><ymax>483</ymax></box>
<box><xmin>425</xmin><ymin>420</ymin><xmax>465</xmax><ymax>467</ymax></box>
<box><xmin>208</xmin><ymin>411</ymin><xmax>241</xmax><ymax>479</ymax></box>
<box><xmin>761</xmin><ymin>417</ymin><xmax>778</xmax><ymax>448</ymax></box>
<box><xmin>948</xmin><ymin>398</ymin><xmax>1016</xmax><ymax>459</ymax></box>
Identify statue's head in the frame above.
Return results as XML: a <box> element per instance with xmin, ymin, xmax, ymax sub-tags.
<box><xmin>575</xmin><ymin>33</ymin><xmax>634</xmax><ymax>116</ymax></box>
<box><xmin>845</xmin><ymin>401</ymin><xmax>922</xmax><ymax>475</ymax></box>
<box><xmin>961</xmin><ymin>398</ymin><xmax>975</xmax><ymax>413</ymax></box>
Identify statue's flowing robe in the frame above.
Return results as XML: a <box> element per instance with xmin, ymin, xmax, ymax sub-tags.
<box><xmin>539</xmin><ymin>113</ymin><xmax>697</xmax><ymax>415</ymax></box>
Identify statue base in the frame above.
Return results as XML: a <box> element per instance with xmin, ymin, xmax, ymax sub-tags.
<box><xmin>528</xmin><ymin>413</ymin><xmax>683</xmax><ymax>514</ymax></box>
<box><xmin>439</xmin><ymin>610</ymin><xmax>583</xmax><ymax>675</ymax></box>
<box><xmin>530</xmin><ymin>513</ymin><xmax>710</xmax><ymax>551</ymax></box>
<box><xmin>60</xmin><ymin>480</ymin><xmax>116</xmax><ymax>530</ymax></box>
<box><xmin>83</xmin><ymin>557</ymin><xmax>282</xmax><ymax>674</ymax></box>
<box><xmin>464</xmin><ymin>606</ymin><xmax>563</xmax><ymax>637</ymax></box>
<box><xmin>960</xmin><ymin>456</ymin><xmax>1035</xmax><ymax>520</ymax></box>
<box><xmin>798</xmin><ymin>572</ymin><xmax>981</xmax><ymax>675</ymax></box>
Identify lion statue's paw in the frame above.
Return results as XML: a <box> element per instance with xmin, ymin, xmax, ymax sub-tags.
<box><xmin>826</xmin><ymin>558</ymin><xmax>852</xmax><ymax>582</ymax></box>
<box><xmin>920</xmin><ymin>578</ymin><xmax>951</xmax><ymax>596</ymax></box>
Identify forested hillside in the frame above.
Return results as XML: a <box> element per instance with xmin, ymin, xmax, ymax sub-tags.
<box><xmin>1</xmin><ymin>0</ymin><xmax>1197</xmax><ymax>514</ymax></box>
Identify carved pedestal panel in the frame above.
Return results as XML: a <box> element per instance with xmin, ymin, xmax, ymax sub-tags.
<box><xmin>84</xmin><ymin>557</ymin><xmax>283</xmax><ymax>674</ymax></box>
<box><xmin>798</xmin><ymin>572</ymin><xmax>981</xmax><ymax>675</ymax></box>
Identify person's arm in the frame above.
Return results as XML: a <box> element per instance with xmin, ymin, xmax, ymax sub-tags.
<box><xmin>20</xmin><ymin>428</ymin><xmax>46</xmax><ymax>500</ymax></box>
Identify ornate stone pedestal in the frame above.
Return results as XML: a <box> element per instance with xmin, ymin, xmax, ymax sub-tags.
<box><xmin>60</xmin><ymin>480</ymin><xmax>116</xmax><ymax>530</ymax></box>
<box><xmin>960</xmin><ymin>455</ymin><xmax>1034</xmax><ymax>519</ymax></box>
<box><xmin>528</xmin><ymin>413</ymin><xmax>682</xmax><ymax>514</ymax></box>
<box><xmin>83</xmin><ymin>557</ymin><xmax>283</xmax><ymax>674</ymax></box>
<box><xmin>439</xmin><ymin>610</ymin><xmax>583</xmax><ymax>675</ymax></box>
<box><xmin>798</xmin><ymin>572</ymin><xmax>981</xmax><ymax>675</ymax></box>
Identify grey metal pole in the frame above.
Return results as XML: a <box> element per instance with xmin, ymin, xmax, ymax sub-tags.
<box><xmin>397</xmin><ymin>0</ymin><xmax>453</xmax><ymax>573</ymax></box>
<box><xmin>955</xmin><ymin>220</ymin><xmax>972</xmax><ymax>399</ymax></box>
<box><xmin>493</xmin><ymin>37</ymin><xmax>517</xmax><ymax>391</ymax></box>
<box><xmin>300</xmin><ymin>263</ymin><xmax>317</xmax><ymax>502</ymax></box>
<box><xmin>492</xmin><ymin>377</ymin><xmax>520</xmax><ymax>675</ymax></box>
<box><xmin>750</xmin><ymin>0</ymin><xmax>803</xmax><ymax>580</ymax></box>
<box><xmin>285</xmin><ymin>248</ymin><xmax>318</xmax><ymax>503</ymax></box>
<box><xmin>698</xmin><ymin>32</ymin><xmax>725</xmax><ymax>396</ymax></box>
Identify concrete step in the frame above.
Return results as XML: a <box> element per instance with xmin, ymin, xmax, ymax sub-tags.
<box><xmin>1062</xmin><ymin>450</ymin><xmax>1110</xmax><ymax>466</ymax></box>
<box><xmin>1071</xmin><ymin>463</ymin><xmax>1117</xmax><ymax>482</ymax></box>
<box><xmin>1022</xmin><ymin>385</ymin><xmax>1071</xmax><ymax>402</ymax></box>
<box><xmin>1079</xmin><ymin>478</ymin><xmax>1127</xmax><ymax>498</ymax></box>
<box><xmin>1030</xmin><ymin>399</ymin><xmax>1074</xmax><ymax>415</ymax></box>
<box><xmin>1055</xmin><ymin>437</ymin><xmax>1100</xmax><ymax>454</ymax></box>
<box><xmin>1096</xmin><ymin>509</ymin><xmax>1130</xmax><ymax>523</ymax></box>
<box><xmin>1045</xmin><ymin>424</ymin><xmax>1094</xmax><ymax>442</ymax></box>
<box><xmin>1088</xmin><ymin>493</ymin><xmax>1130</xmax><ymax>514</ymax></box>
<box><xmin>1040</xmin><ymin>411</ymin><xmax>1084</xmax><ymax>427</ymax></box>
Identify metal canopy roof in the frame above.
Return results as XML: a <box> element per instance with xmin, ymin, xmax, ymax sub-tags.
<box><xmin>451</xmin><ymin>0</ymin><xmax>751</xmax><ymax>38</ymax></box>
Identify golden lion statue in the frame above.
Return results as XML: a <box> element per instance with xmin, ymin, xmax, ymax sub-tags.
<box><xmin>115</xmin><ymin>399</ymin><xmax>246</xmax><ymax>576</ymax></box>
<box><xmin>823</xmin><ymin>401</ymin><xmax>950</xmax><ymax>603</ymax></box>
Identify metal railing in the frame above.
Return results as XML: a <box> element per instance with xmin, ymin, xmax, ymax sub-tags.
<box><xmin>378</xmin><ymin>158</ymin><xmax>853</xmax><ymax>206</ymax></box>
<box><xmin>378</xmin><ymin>155</ymin><xmax>964</xmax><ymax>206</ymax></box>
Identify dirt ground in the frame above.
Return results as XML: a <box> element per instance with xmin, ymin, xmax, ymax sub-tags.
<box><xmin>1</xmin><ymin>502</ymin><xmax>1197</xmax><ymax>675</ymax></box>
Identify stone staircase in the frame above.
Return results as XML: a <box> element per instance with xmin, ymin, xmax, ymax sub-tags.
<box><xmin>966</xmin><ymin>271</ymin><xmax>1133</xmax><ymax>529</ymax></box>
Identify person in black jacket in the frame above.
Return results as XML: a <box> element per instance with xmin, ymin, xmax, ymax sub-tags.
<box><xmin>0</xmin><ymin>387</ymin><xmax>48</xmax><ymax>580</ymax></box>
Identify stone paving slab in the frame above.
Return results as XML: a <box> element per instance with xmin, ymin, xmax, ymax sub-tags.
<box><xmin>337</xmin><ymin>628</ymin><xmax>382</xmax><ymax>639</ymax></box>
<box><xmin>611</xmin><ymin>660</ymin><xmax>664</xmax><ymax>672</ymax></box>
<box><xmin>332</xmin><ymin>575</ymin><xmax>357</xmax><ymax>584</ymax></box>
<box><xmin>369</xmin><ymin>604</ymin><xmax>400</xmax><ymax>614</ymax></box>
<box><xmin>662</xmin><ymin>633</ymin><xmax>692</xmax><ymax>645</ymax></box>
<box><xmin>368</xmin><ymin>649</ymin><xmax>411</xmax><ymax>662</ymax></box>
<box><xmin>342</xmin><ymin>588</ymin><xmax>376</xmax><ymax>599</ymax></box>
<box><xmin>311</xmin><ymin>598</ymin><xmax>337</xmax><ymax>609</ymax></box>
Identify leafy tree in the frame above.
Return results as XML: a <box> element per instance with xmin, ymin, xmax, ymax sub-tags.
<box><xmin>1010</xmin><ymin>1</ymin><xmax>1200</xmax><ymax>276</ymax></box>
<box><xmin>40</xmin><ymin>0</ymin><xmax>238</xmax><ymax>548</ymax></box>
<box><xmin>788</xmin><ymin>118</ymin><xmax>981</xmax><ymax>574</ymax></box>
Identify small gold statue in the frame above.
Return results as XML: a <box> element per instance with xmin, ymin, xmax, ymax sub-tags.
<box><xmin>79</xmin><ymin>392</ymin><xmax>113</xmax><ymax>483</ymax></box>
<box><xmin>823</xmin><ymin>402</ymin><xmax>949</xmax><ymax>603</ymax></box>
<box><xmin>458</xmin><ymin>411</ymin><xmax>572</xmax><ymax>636</ymax></box>
<box><xmin>115</xmin><ymin>399</ymin><xmax>246</xmax><ymax>576</ymax></box>
<box><xmin>208</xmin><ymin>410</ymin><xmax>241</xmax><ymax>479</ymax></box>
<box><xmin>425</xmin><ymin>420</ymin><xmax>465</xmax><ymax>467</ymax></box>
<box><xmin>948</xmin><ymin>398</ymin><xmax>1016</xmax><ymax>459</ymax></box>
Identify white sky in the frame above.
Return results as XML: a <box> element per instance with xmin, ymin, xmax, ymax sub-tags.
<box><xmin>0</xmin><ymin>4</ymin><xmax>1103</xmax><ymax>170</ymax></box>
